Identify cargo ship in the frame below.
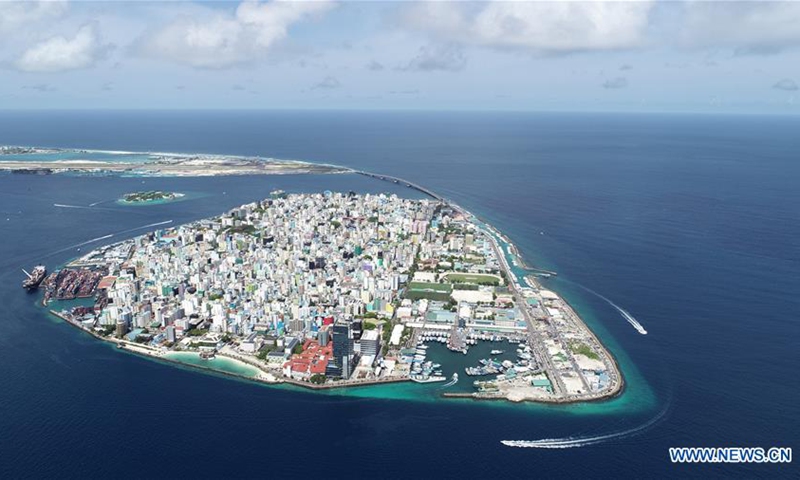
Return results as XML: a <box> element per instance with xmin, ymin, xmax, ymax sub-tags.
<box><xmin>22</xmin><ymin>265</ymin><xmax>46</xmax><ymax>290</ymax></box>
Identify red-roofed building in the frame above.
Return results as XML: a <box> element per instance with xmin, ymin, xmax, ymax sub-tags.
<box><xmin>97</xmin><ymin>276</ymin><xmax>117</xmax><ymax>290</ymax></box>
<box><xmin>282</xmin><ymin>339</ymin><xmax>332</xmax><ymax>381</ymax></box>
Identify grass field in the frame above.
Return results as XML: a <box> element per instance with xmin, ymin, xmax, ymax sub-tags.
<box><xmin>407</xmin><ymin>282</ymin><xmax>452</xmax><ymax>292</ymax></box>
<box><xmin>441</xmin><ymin>273</ymin><xmax>501</xmax><ymax>286</ymax></box>
<box><xmin>405</xmin><ymin>291</ymin><xmax>451</xmax><ymax>302</ymax></box>
<box><xmin>405</xmin><ymin>282</ymin><xmax>453</xmax><ymax>301</ymax></box>
<box><xmin>570</xmin><ymin>342</ymin><xmax>600</xmax><ymax>360</ymax></box>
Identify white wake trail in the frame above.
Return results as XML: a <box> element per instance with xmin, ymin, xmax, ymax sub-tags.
<box><xmin>54</xmin><ymin>203</ymin><xmax>92</xmax><ymax>209</ymax></box>
<box><xmin>441</xmin><ymin>377</ymin><xmax>459</xmax><ymax>388</ymax></box>
<box><xmin>115</xmin><ymin>220</ymin><xmax>172</xmax><ymax>235</ymax></box>
<box><xmin>44</xmin><ymin>220</ymin><xmax>171</xmax><ymax>258</ymax></box>
<box><xmin>573</xmin><ymin>284</ymin><xmax>648</xmax><ymax>335</ymax></box>
<box><xmin>48</xmin><ymin>234</ymin><xmax>115</xmax><ymax>256</ymax></box>
<box><xmin>56</xmin><ymin>203</ymin><xmax>117</xmax><ymax>212</ymax></box>
<box><xmin>501</xmin><ymin>405</ymin><xmax>669</xmax><ymax>449</ymax></box>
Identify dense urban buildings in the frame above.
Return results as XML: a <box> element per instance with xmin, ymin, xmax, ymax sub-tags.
<box><xmin>52</xmin><ymin>191</ymin><xmax>621</xmax><ymax>402</ymax></box>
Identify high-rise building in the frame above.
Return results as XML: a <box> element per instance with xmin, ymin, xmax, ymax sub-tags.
<box><xmin>166</xmin><ymin>325</ymin><xmax>176</xmax><ymax>343</ymax></box>
<box><xmin>360</xmin><ymin>330</ymin><xmax>380</xmax><ymax>358</ymax></box>
<box><xmin>327</xmin><ymin>322</ymin><xmax>354</xmax><ymax>379</ymax></box>
<box><xmin>351</xmin><ymin>320</ymin><xmax>363</xmax><ymax>341</ymax></box>
<box><xmin>318</xmin><ymin>327</ymin><xmax>330</xmax><ymax>346</ymax></box>
<box><xmin>116</xmin><ymin>320</ymin><xmax>128</xmax><ymax>338</ymax></box>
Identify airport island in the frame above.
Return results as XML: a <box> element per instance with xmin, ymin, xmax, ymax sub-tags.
<box><xmin>0</xmin><ymin>146</ymin><xmax>347</xmax><ymax>176</ymax></box>
<box><xmin>45</xmin><ymin>190</ymin><xmax>623</xmax><ymax>403</ymax></box>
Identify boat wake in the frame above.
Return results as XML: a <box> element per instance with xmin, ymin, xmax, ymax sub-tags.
<box><xmin>115</xmin><ymin>220</ymin><xmax>172</xmax><ymax>235</ymax></box>
<box><xmin>572</xmin><ymin>284</ymin><xmax>647</xmax><ymax>335</ymax></box>
<box><xmin>54</xmin><ymin>203</ymin><xmax>93</xmax><ymax>209</ymax></box>
<box><xmin>441</xmin><ymin>376</ymin><xmax>459</xmax><ymax>388</ymax></box>
<box><xmin>55</xmin><ymin>203</ymin><xmax>117</xmax><ymax>212</ymax></box>
<box><xmin>501</xmin><ymin>404</ymin><xmax>669</xmax><ymax>449</ymax></box>
<box><xmin>44</xmin><ymin>220</ymin><xmax>172</xmax><ymax>258</ymax></box>
<box><xmin>615</xmin><ymin>306</ymin><xmax>648</xmax><ymax>335</ymax></box>
<box><xmin>68</xmin><ymin>234</ymin><xmax>114</xmax><ymax>249</ymax></box>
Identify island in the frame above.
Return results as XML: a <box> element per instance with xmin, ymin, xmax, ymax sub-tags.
<box><xmin>0</xmin><ymin>146</ymin><xmax>348</xmax><ymax>176</ymax></box>
<box><xmin>119</xmin><ymin>191</ymin><xmax>185</xmax><ymax>205</ymax></box>
<box><xmin>47</xmin><ymin>190</ymin><xmax>623</xmax><ymax>403</ymax></box>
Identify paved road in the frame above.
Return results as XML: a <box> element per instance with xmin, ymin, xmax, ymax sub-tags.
<box><xmin>484</xmin><ymin>230</ymin><xmax>568</xmax><ymax>397</ymax></box>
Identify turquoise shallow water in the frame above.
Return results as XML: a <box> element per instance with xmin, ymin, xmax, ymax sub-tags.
<box><xmin>162</xmin><ymin>352</ymin><xmax>260</xmax><ymax>378</ymax></box>
<box><xmin>1</xmin><ymin>150</ymin><xmax>154</xmax><ymax>163</ymax></box>
<box><xmin>0</xmin><ymin>110</ymin><xmax>797</xmax><ymax>478</ymax></box>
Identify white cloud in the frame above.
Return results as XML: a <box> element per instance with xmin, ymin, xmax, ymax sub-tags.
<box><xmin>400</xmin><ymin>1</ymin><xmax>655</xmax><ymax>54</ymax></box>
<box><xmin>679</xmin><ymin>2</ymin><xmax>800</xmax><ymax>53</ymax></box>
<box><xmin>0</xmin><ymin>0</ymin><xmax>68</xmax><ymax>34</ymax></box>
<box><xmin>141</xmin><ymin>0</ymin><xmax>336</xmax><ymax>68</ymax></box>
<box><xmin>15</xmin><ymin>24</ymin><xmax>106</xmax><ymax>72</ymax></box>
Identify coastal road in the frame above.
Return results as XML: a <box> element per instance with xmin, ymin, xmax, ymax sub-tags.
<box><xmin>483</xmin><ymin>229</ymin><xmax>567</xmax><ymax>398</ymax></box>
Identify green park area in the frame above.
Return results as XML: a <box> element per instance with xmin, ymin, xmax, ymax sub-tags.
<box><xmin>405</xmin><ymin>281</ymin><xmax>452</xmax><ymax>301</ymax></box>
<box><xmin>440</xmin><ymin>272</ymin><xmax>501</xmax><ymax>286</ymax></box>
<box><xmin>570</xmin><ymin>342</ymin><xmax>600</xmax><ymax>360</ymax></box>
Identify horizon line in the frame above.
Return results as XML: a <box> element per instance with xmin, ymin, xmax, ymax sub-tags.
<box><xmin>1</xmin><ymin>107</ymin><xmax>799</xmax><ymax>117</ymax></box>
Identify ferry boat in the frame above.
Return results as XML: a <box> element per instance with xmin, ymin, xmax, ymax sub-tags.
<box><xmin>410</xmin><ymin>374</ymin><xmax>446</xmax><ymax>383</ymax></box>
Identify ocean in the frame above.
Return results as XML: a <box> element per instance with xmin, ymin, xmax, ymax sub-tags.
<box><xmin>0</xmin><ymin>110</ymin><xmax>797</xmax><ymax>478</ymax></box>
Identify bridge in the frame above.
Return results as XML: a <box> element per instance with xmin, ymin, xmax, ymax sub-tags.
<box><xmin>352</xmin><ymin>170</ymin><xmax>446</xmax><ymax>202</ymax></box>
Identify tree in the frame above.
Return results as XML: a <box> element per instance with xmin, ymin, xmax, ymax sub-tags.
<box><xmin>256</xmin><ymin>346</ymin><xmax>274</xmax><ymax>360</ymax></box>
<box><xmin>292</xmin><ymin>343</ymin><xmax>304</xmax><ymax>355</ymax></box>
<box><xmin>309</xmin><ymin>374</ymin><xmax>326</xmax><ymax>385</ymax></box>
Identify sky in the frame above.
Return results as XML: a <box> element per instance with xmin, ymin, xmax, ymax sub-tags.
<box><xmin>1</xmin><ymin>0</ymin><xmax>799</xmax><ymax>113</ymax></box>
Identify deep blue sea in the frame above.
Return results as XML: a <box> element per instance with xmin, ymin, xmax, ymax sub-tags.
<box><xmin>0</xmin><ymin>111</ymin><xmax>797</xmax><ymax>478</ymax></box>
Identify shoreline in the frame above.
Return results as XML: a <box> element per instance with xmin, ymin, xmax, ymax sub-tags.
<box><xmin>46</xmin><ymin>206</ymin><xmax>624</xmax><ymax>405</ymax></box>
<box><xmin>365</xmin><ymin>172</ymin><xmax>625</xmax><ymax>404</ymax></box>
<box><xmin>31</xmin><ymin>149</ymin><xmax>627</xmax><ymax>406</ymax></box>
<box><xmin>0</xmin><ymin>145</ymin><xmax>350</xmax><ymax>177</ymax></box>
<box><xmin>478</xmin><ymin>220</ymin><xmax>624</xmax><ymax>404</ymax></box>
<box><xmin>54</xmin><ymin>300</ymin><xmax>618</xmax><ymax>404</ymax></box>
<box><xmin>49</xmin><ymin>309</ymin><xmax>411</xmax><ymax>392</ymax></box>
